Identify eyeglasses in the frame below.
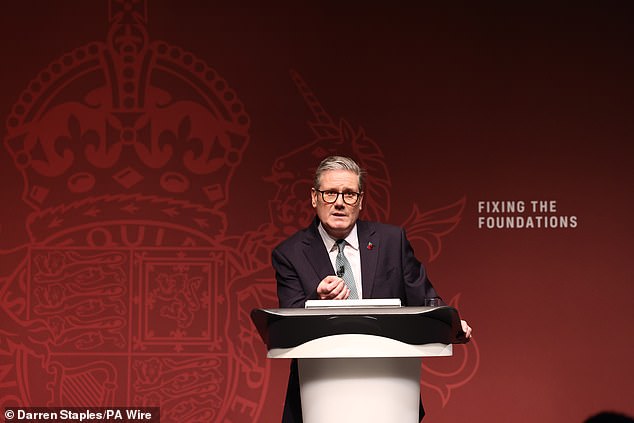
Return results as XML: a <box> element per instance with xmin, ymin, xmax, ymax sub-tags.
<box><xmin>315</xmin><ymin>189</ymin><xmax>362</xmax><ymax>205</ymax></box>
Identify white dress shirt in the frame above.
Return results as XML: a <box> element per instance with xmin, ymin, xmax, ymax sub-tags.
<box><xmin>317</xmin><ymin>222</ymin><xmax>363</xmax><ymax>298</ymax></box>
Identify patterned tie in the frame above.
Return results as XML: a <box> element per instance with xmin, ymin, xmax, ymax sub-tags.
<box><xmin>335</xmin><ymin>239</ymin><xmax>359</xmax><ymax>299</ymax></box>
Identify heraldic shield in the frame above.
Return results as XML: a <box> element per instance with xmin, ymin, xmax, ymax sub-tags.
<box><xmin>1</xmin><ymin>1</ymin><xmax>274</xmax><ymax>421</ymax></box>
<box><xmin>1</xmin><ymin>1</ymin><xmax>479</xmax><ymax>421</ymax></box>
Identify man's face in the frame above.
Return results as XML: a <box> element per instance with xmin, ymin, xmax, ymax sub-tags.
<box><xmin>311</xmin><ymin>169</ymin><xmax>363</xmax><ymax>239</ymax></box>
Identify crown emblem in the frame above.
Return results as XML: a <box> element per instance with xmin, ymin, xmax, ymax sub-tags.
<box><xmin>3</xmin><ymin>0</ymin><xmax>249</xmax><ymax>229</ymax></box>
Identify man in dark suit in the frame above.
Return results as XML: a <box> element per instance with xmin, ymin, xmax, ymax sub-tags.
<box><xmin>272</xmin><ymin>155</ymin><xmax>472</xmax><ymax>423</ymax></box>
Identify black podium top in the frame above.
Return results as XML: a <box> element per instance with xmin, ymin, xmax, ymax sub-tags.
<box><xmin>251</xmin><ymin>306</ymin><xmax>469</xmax><ymax>350</ymax></box>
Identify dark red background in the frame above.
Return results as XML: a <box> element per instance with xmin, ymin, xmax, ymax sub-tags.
<box><xmin>1</xmin><ymin>1</ymin><xmax>633</xmax><ymax>422</ymax></box>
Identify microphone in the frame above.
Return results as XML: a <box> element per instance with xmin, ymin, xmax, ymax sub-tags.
<box><xmin>336</xmin><ymin>266</ymin><xmax>345</xmax><ymax>278</ymax></box>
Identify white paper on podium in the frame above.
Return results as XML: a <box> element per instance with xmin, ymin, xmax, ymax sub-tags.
<box><xmin>304</xmin><ymin>298</ymin><xmax>401</xmax><ymax>309</ymax></box>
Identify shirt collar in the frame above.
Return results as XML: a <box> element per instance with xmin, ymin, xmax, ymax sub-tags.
<box><xmin>317</xmin><ymin>222</ymin><xmax>359</xmax><ymax>252</ymax></box>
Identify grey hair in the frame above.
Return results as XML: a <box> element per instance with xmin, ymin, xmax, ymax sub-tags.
<box><xmin>314</xmin><ymin>156</ymin><xmax>365</xmax><ymax>191</ymax></box>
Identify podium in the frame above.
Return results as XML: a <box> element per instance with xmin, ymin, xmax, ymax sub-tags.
<box><xmin>251</xmin><ymin>304</ymin><xmax>468</xmax><ymax>423</ymax></box>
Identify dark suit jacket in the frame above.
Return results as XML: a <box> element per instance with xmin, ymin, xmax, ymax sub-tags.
<box><xmin>272</xmin><ymin>217</ymin><xmax>442</xmax><ymax>422</ymax></box>
<box><xmin>273</xmin><ymin>217</ymin><xmax>442</xmax><ymax>309</ymax></box>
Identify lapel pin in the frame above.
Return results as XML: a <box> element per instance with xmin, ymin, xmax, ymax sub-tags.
<box><xmin>367</xmin><ymin>242</ymin><xmax>374</xmax><ymax>250</ymax></box>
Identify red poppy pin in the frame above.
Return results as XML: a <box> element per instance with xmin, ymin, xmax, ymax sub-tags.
<box><xmin>367</xmin><ymin>242</ymin><xmax>374</xmax><ymax>250</ymax></box>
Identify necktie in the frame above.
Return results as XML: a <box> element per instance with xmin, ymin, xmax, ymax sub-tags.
<box><xmin>335</xmin><ymin>239</ymin><xmax>358</xmax><ymax>299</ymax></box>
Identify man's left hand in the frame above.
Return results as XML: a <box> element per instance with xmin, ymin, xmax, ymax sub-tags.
<box><xmin>461</xmin><ymin>319</ymin><xmax>472</xmax><ymax>339</ymax></box>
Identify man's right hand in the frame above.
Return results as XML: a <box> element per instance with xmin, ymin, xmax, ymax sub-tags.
<box><xmin>316</xmin><ymin>275</ymin><xmax>350</xmax><ymax>300</ymax></box>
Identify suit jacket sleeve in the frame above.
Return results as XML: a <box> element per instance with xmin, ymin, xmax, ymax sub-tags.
<box><xmin>399</xmin><ymin>227</ymin><xmax>445</xmax><ymax>306</ymax></box>
<box><xmin>272</xmin><ymin>242</ymin><xmax>321</xmax><ymax>308</ymax></box>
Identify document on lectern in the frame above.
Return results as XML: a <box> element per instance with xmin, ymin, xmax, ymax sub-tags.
<box><xmin>304</xmin><ymin>298</ymin><xmax>401</xmax><ymax>309</ymax></box>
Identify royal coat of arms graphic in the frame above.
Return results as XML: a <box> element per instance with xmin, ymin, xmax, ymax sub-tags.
<box><xmin>0</xmin><ymin>1</ymin><xmax>478</xmax><ymax>421</ymax></box>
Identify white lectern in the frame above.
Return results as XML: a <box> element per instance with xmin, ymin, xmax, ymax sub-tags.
<box><xmin>251</xmin><ymin>305</ymin><xmax>467</xmax><ymax>423</ymax></box>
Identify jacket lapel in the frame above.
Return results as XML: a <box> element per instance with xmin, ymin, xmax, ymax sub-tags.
<box><xmin>302</xmin><ymin>218</ymin><xmax>336</xmax><ymax>282</ymax></box>
<box><xmin>358</xmin><ymin>220</ymin><xmax>379</xmax><ymax>298</ymax></box>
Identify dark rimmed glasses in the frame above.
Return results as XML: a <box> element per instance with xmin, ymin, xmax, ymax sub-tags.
<box><xmin>315</xmin><ymin>189</ymin><xmax>362</xmax><ymax>205</ymax></box>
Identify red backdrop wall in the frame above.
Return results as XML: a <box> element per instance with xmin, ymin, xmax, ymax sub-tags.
<box><xmin>1</xmin><ymin>1</ymin><xmax>633</xmax><ymax>422</ymax></box>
